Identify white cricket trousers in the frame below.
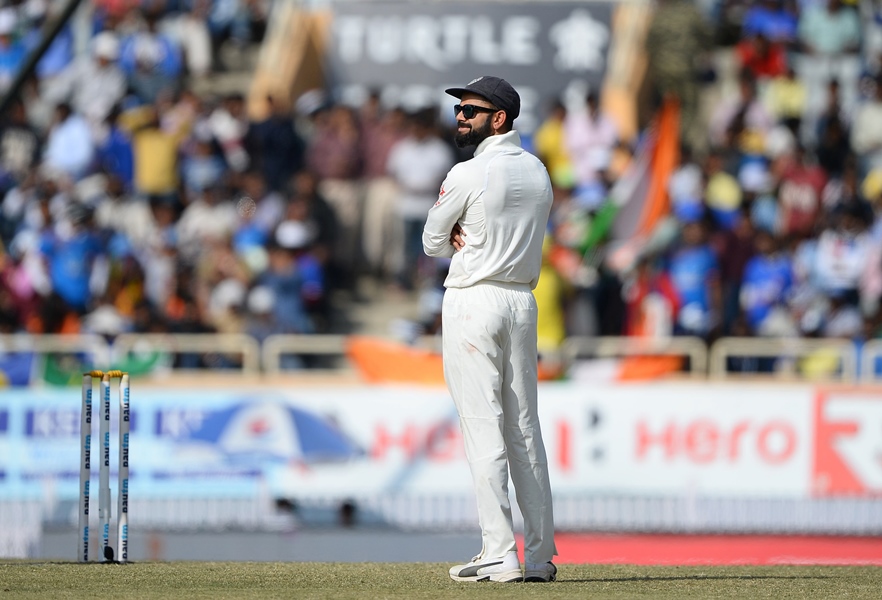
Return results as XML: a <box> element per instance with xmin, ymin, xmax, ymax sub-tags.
<box><xmin>442</xmin><ymin>281</ymin><xmax>557</xmax><ymax>564</ymax></box>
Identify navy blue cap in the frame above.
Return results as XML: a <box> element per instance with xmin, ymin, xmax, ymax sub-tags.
<box><xmin>445</xmin><ymin>76</ymin><xmax>520</xmax><ymax>120</ymax></box>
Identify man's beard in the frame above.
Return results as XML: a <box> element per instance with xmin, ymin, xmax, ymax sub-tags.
<box><xmin>454</xmin><ymin>118</ymin><xmax>492</xmax><ymax>148</ymax></box>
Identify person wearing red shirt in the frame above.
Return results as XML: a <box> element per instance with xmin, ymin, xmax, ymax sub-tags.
<box><xmin>735</xmin><ymin>33</ymin><xmax>788</xmax><ymax>81</ymax></box>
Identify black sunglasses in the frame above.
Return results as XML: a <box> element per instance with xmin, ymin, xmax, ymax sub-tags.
<box><xmin>454</xmin><ymin>104</ymin><xmax>500</xmax><ymax>119</ymax></box>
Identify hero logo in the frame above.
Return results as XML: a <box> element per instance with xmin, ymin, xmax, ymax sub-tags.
<box><xmin>635</xmin><ymin>419</ymin><xmax>797</xmax><ymax>464</ymax></box>
<box><xmin>813</xmin><ymin>392</ymin><xmax>882</xmax><ymax>496</ymax></box>
<box><xmin>371</xmin><ymin>421</ymin><xmax>462</xmax><ymax>461</ymax></box>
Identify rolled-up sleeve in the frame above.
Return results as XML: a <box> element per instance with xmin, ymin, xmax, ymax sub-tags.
<box><xmin>422</xmin><ymin>164</ymin><xmax>471</xmax><ymax>258</ymax></box>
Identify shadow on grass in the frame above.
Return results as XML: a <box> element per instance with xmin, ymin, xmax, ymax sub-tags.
<box><xmin>562</xmin><ymin>575</ymin><xmax>834</xmax><ymax>583</ymax></box>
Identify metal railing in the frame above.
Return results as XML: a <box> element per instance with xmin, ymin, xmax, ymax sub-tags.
<box><xmin>709</xmin><ymin>337</ymin><xmax>859</xmax><ymax>382</ymax></box>
<box><xmin>861</xmin><ymin>339</ymin><xmax>882</xmax><ymax>383</ymax></box>
<box><xmin>562</xmin><ymin>335</ymin><xmax>709</xmax><ymax>377</ymax></box>
<box><xmin>112</xmin><ymin>333</ymin><xmax>262</xmax><ymax>375</ymax></box>
<box><xmin>0</xmin><ymin>333</ymin><xmax>878</xmax><ymax>383</ymax></box>
<box><xmin>0</xmin><ymin>333</ymin><xmax>111</xmax><ymax>367</ymax></box>
<box><xmin>261</xmin><ymin>334</ymin><xmax>351</xmax><ymax>374</ymax></box>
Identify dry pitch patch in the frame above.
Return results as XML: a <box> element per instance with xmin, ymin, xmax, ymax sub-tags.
<box><xmin>0</xmin><ymin>562</ymin><xmax>880</xmax><ymax>599</ymax></box>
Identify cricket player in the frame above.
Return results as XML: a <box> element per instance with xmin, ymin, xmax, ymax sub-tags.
<box><xmin>422</xmin><ymin>76</ymin><xmax>557</xmax><ymax>583</ymax></box>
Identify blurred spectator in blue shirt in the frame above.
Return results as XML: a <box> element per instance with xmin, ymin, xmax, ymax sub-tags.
<box><xmin>666</xmin><ymin>214</ymin><xmax>721</xmax><ymax>337</ymax></box>
<box><xmin>0</xmin><ymin>8</ymin><xmax>26</xmax><ymax>93</ymax></box>
<box><xmin>258</xmin><ymin>222</ymin><xmax>315</xmax><ymax>336</ymax></box>
<box><xmin>119</xmin><ymin>9</ymin><xmax>183</xmax><ymax>103</ymax></box>
<box><xmin>743</xmin><ymin>0</ymin><xmax>799</xmax><ymax>47</ymax></box>
<box><xmin>96</xmin><ymin>106</ymin><xmax>135</xmax><ymax>189</ymax></box>
<box><xmin>180</xmin><ymin>132</ymin><xmax>225</xmax><ymax>196</ymax></box>
<box><xmin>39</xmin><ymin>203</ymin><xmax>105</xmax><ymax>312</ymax></box>
<box><xmin>740</xmin><ymin>229</ymin><xmax>795</xmax><ymax>335</ymax></box>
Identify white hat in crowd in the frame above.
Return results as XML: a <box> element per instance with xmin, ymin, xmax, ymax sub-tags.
<box><xmin>275</xmin><ymin>220</ymin><xmax>314</xmax><ymax>250</ymax></box>
<box><xmin>247</xmin><ymin>286</ymin><xmax>275</xmax><ymax>315</ymax></box>
<box><xmin>92</xmin><ymin>31</ymin><xmax>120</xmax><ymax>61</ymax></box>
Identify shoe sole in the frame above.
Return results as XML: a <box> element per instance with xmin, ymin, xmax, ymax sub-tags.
<box><xmin>524</xmin><ymin>575</ymin><xmax>556</xmax><ymax>582</ymax></box>
<box><xmin>450</xmin><ymin>570</ymin><xmax>524</xmax><ymax>583</ymax></box>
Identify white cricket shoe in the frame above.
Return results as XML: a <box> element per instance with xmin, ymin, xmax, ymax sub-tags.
<box><xmin>448</xmin><ymin>550</ymin><xmax>523</xmax><ymax>582</ymax></box>
<box><xmin>524</xmin><ymin>561</ymin><xmax>557</xmax><ymax>582</ymax></box>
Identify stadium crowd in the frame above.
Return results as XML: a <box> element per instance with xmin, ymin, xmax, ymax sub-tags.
<box><xmin>530</xmin><ymin>0</ymin><xmax>882</xmax><ymax>365</ymax></box>
<box><xmin>0</xmin><ymin>0</ymin><xmax>879</xmax><ymax>372</ymax></box>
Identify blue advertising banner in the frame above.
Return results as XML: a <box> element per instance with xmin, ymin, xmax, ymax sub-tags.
<box><xmin>0</xmin><ymin>388</ymin><xmax>377</xmax><ymax>501</ymax></box>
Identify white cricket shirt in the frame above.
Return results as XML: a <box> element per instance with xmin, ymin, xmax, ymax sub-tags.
<box><xmin>422</xmin><ymin>130</ymin><xmax>553</xmax><ymax>290</ymax></box>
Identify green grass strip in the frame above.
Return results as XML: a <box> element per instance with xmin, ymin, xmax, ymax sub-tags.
<box><xmin>0</xmin><ymin>562</ymin><xmax>880</xmax><ymax>599</ymax></box>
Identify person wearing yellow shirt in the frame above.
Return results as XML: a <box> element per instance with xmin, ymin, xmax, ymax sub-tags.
<box><xmin>534</xmin><ymin>236</ymin><xmax>569</xmax><ymax>356</ymax></box>
<box><xmin>119</xmin><ymin>101</ymin><xmax>193</xmax><ymax>203</ymax></box>
<box><xmin>532</xmin><ymin>97</ymin><xmax>575</xmax><ymax>190</ymax></box>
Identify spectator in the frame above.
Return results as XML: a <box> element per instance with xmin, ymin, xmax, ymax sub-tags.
<box><xmin>704</xmin><ymin>151</ymin><xmax>743</xmax><ymax>230</ymax></box>
<box><xmin>119</xmin><ymin>101</ymin><xmax>191</xmax><ymax>205</ymax></box>
<box><xmin>665</xmin><ymin>212</ymin><xmax>721</xmax><ymax>338</ymax></box>
<box><xmin>796</xmin><ymin>0</ymin><xmax>862</xmax><ymax>121</ymax></box>
<box><xmin>764</xmin><ymin>66</ymin><xmax>808</xmax><ymax>137</ymax></box>
<box><xmin>286</xmin><ymin>169</ymin><xmax>338</xmax><ymax>269</ymax></box>
<box><xmin>736</xmin><ymin>33</ymin><xmax>789</xmax><ymax>82</ymax></box>
<box><xmin>851</xmin><ymin>76</ymin><xmax>882</xmax><ymax>175</ymax></box>
<box><xmin>740</xmin><ymin>228</ymin><xmax>795</xmax><ymax>335</ymax></box>
<box><xmin>359</xmin><ymin>92</ymin><xmax>407</xmax><ymax>283</ymax></box>
<box><xmin>306</xmin><ymin>103</ymin><xmax>363</xmax><ymax>292</ymax></box>
<box><xmin>208</xmin><ymin>92</ymin><xmax>250</xmax><ymax>173</ymax></box>
<box><xmin>180</xmin><ymin>131</ymin><xmax>225</xmax><ymax>197</ymax></box>
<box><xmin>176</xmin><ymin>184</ymin><xmax>238</xmax><ymax>260</ymax></box>
<box><xmin>238</xmin><ymin>169</ymin><xmax>282</xmax><ymax>235</ymax></box>
<box><xmin>533</xmin><ymin>96</ymin><xmax>575</xmax><ymax>190</ymax></box>
<box><xmin>95</xmin><ymin>106</ymin><xmax>135</xmax><ymax>190</ymax></box>
<box><xmin>622</xmin><ymin>253</ymin><xmax>679</xmax><ymax>337</ymax></box>
<box><xmin>119</xmin><ymin>9</ymin><xmax>183</xmax><ymax>103</ymax></box>
<box><xmin>814</xmin><ymin>202</ymin><xmax>875</xmax><ymax>303</ymax></box>
<box><xmin>94</xmin><ymin>174</ymin><xmax>154</xmax><ymax>252</ymax></box>
<box><xmin>668</xmin><ymin>145</ymin><xmax>704</xmax><ymax>219</ymax></box>
<box><xmin>742</xmin><ymin>0</ymin><xmax>799</xmax><ymax>48</ymax></box>
<box><xmin>42</xmin><ymin>103</ymin><xmax>94</xmax><ymax>181</ymax></box>
<box><xmin>207</xmin><ymin>0</ymin><xmax>255</xmax><ymax>72</ymax></box>
<box><xmin>277</xmin><ymin>215</ymin><xmax>328</xmax><ymax>331</ymax></box>
<box><xmin>713</xmin><ymin>207</ymin><xmax>759</xmax><ymax>334</ymax></box>
<box><xmin>814</xmin><ymin>78</ymin><xmax>848</xmax><ymax>144</ymax></box>
<box><xmin>0</xmin><ymin>98</ymin><xmax>41</xmax><ymax>190</ymax></box>
<box><xmin>710</xmin><ymin>72</ymin><xmax>776</xmax><ymax>151</ymax></box>
<box><xmin>564</xmin><ymin>91</ymin><xmax>618</xmax><ymax>196</ymax></box>
<box><xmin>0</xmin><ymin>8</ymin><xmax>25</xmax><ymax>93</ymax></box>
<box><xmin>258</xmin><ymin>224</ymin><xmax>315</xmax><ymax>337</ymax></box>
<box><xmin>47</xmin><ymin>31</ymin><xmax>127</xmax><ymax>128</ymax></box>
<box><xmin>797</xmin><ymin>0</ymin><xmax>860</xmax><ymax>57</ymax></box>
<box><xmin>243</xmin><ymin>284</ymin><xmax>276</xmax><ymax>342</ymax></box>
<box><xmin>169</xmin><ymin>0</ymin><xmax>213</xmax><ymax>79</ymax></box>
<box><xmin>246</xmin><ymin>95</ymin><xmax>305</xmax><ymax>193</ymax></box>
<box><xmin>385</xmin><ymin>108</ymin><xmax>454</xmax><ymax>291</ymax></box>
<box><xmin>39</xmin><ymin>203</ymin><xmax>106</xmax><ymax>313</ymax></box>
<box><xmin>777</xmin><ymin>144</ymin><xmax>828</xmax><ymax>237</ymax></box>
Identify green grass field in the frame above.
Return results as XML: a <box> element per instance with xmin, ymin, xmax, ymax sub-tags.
<box><xmin>1</xmin><ymin>562</ymin><xmax>880</xmax><ymax>599</ymax></box>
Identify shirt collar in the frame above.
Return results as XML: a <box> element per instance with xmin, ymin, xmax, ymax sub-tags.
<box><xmin>473</xmin><ymin>129</ymin><xmax>522</xmax><ymax>157</ymax></box>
